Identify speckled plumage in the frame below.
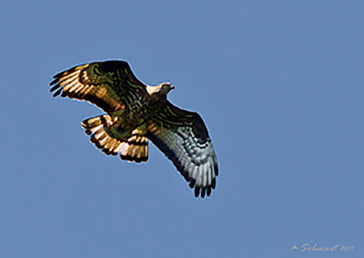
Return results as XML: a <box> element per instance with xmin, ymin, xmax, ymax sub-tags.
<box><xmin>50</xmin><ymin>60</ymin><xmax>218</xmax><ymax>197</ymax></box>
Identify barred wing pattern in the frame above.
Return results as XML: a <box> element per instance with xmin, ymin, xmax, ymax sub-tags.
<box><xmin>50</xmin><ymin>60</ymin><xmax>219</xmax><ymax>198</ymax></box>
<box><xmin>147</xmin><ymin>102</ymin><xmax>218</xmax><ymax>198</ymax></box>
<box><xmin>50</xmin><ymin>61</ymin><xmax>147</xmax><ymax>113</ymax></box>
<box><xmin>81</xmin><ymin>115</ymin><xmax>149</xmax><ymax>163</ymax></box>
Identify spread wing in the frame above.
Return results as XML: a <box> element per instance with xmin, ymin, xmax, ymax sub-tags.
<box><xmin>50</xmin><ymin>60</ymin><xmax>147</xmax><ymax>113</ymax></box>
<box><xmin>147</xmin><ymin>102</ymin><xmax>218</xmax><ymax>198</ymax></box>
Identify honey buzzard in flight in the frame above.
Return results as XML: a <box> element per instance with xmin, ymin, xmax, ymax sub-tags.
<box><xmin>50</xmin><ymin>60</ymin><xmax>218</xmax><ymax>197</ymax></box>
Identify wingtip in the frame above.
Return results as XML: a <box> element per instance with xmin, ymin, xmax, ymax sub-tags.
<box><xmin>206</xmin><ymin>187</ymin><xmax>211</xmax><ymax>196</ymax></box>
<box><xmin>194</xmin><ymin>187</ymin><xmax>200</xmax><ymax>197</ymax></box>
<box><xmin>52</xmin><ymin>88</ymin><xmax>63</xmax><ymax>97</ymax></box>
<box><xmin>193</xmin><ymin>186</ymin><xmax>214</xmax><ymax>198</ymax></box>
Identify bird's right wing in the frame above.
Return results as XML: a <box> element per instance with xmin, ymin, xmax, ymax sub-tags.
<box><xmin>50</xmin><ymin>60</ymin><xmax>147</xmax><ymax>113</ymax></box>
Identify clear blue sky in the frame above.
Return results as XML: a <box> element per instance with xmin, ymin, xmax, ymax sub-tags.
<box><xmin>1</xmin><ymin>1</ymin><xmax>363</xmax><ymax>257</ymax></box>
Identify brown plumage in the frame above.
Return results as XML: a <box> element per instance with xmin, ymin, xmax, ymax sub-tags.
<box><xmin>50</xmin><ymin>60</ymin><xmax>218</xmax><ymax>197</ymax></box>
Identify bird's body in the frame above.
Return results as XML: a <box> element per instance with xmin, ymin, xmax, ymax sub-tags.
<box><xmin>50</xmin><ymin>60</ymin><xmax>218</xmax><ymax>197</ymax></box>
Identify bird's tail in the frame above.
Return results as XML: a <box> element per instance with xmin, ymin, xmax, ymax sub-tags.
<box><xmin>81</xmin><ymin>115</ymin><xmax>149</xmax><ymax>163</ymax></box>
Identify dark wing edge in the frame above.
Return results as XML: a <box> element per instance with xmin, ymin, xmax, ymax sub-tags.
<box><xmin>147</xmin><ymin>102</ymin><xmax>218</xmax><ymax>198</ymax></box>
<box><xmin>49</xmin><ymin>60</ymin><xmax>146</xmax><ymax>113</ymax></box>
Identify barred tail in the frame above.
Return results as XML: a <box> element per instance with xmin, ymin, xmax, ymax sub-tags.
<box><xmin>81</xmin><ymin>115</ymin><xmax>149</xmax><ymax>163</ymax></box>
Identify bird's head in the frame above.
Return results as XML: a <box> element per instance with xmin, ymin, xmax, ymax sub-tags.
<box><xmin>147</xmin><ymin>82</ymin><xmax>174</xmax><ymax>100</ymax></box>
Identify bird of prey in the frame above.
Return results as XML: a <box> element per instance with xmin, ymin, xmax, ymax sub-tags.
<box><xmin>49</xmin><ymin>60</ymin><xmax>218</xmax><ymax>197</ymax></box>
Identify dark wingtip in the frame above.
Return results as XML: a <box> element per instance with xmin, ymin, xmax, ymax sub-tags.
<box><xmin>194</xmin><ymin>187</ymin><xmax>200</xmax><ymax>197</ymax></box>
<box><xmin>200</xmin><ymin>188</ymin><xmax>206</xmax><ymax>198</ymax></box>
<box><xmin>49</xmin><ymin>78</ymin><xmax>59</xmax><ymax>86</ymax></box>
<box><xmin>194</xmin><ymin>187</ymin><xmax>212</xmax><ymax>198</ymax></box>
<box><xmin>207</xmin><ymin>187</ymin><xmax>211</xmax><ymax>196</ymax></box>
<box><xmin>189</xmin><ymin>179</ymin><xmax>196</xmax><ymax>189</ymax></box>
<box><xmin>214</xmin><ymin>163</ymin><xmax>219</xmax><ymax>176</ymax></box>
<box><xmin>52</xmin><ymin>88</ymin><xmax>63</xmax><ymax>97</ymax></box>
<box><xmin>211</xmin><ymin>178</ymin><xmax>216</xmax><ymax>189</ymax></box>
<box><xmin>84</xmin><ymin>129</ymin><xmax>92</xmax><ymax>136</ymax></box>
<box><xmin>52</xmin><ymin>69</ymin><xmax>72</xmax><ymax>80</ymax></box>
<box><xmin>49</xmin><ymin>83</ymin><xmax>59</xmax><ymax>92</ymax></box>
<box><xmin>102</xmin><ymin>149</ymin><xmax>112</xmax><ymax>155</ymax></box>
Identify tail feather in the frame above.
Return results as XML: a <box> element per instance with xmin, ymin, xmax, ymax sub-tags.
<box><xmin>120</xmin><ymin>133</ymin><xmax>149</xmax><ymax>162</ymax></box>
<box><xmin>81</xmin><ymin>115</ymin><xmax>149</xmax><ymax>162</ymax></box>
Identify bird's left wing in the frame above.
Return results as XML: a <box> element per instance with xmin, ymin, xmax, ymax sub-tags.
<box><xmin>147</xmin><ymin>102</ymin><xmax>218</xmax><ymax>198</ymax></box>
<box><xmin>50</xmin><ymin>60</ymin><xmax>147</xmax><ymax>113</ymax></box>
